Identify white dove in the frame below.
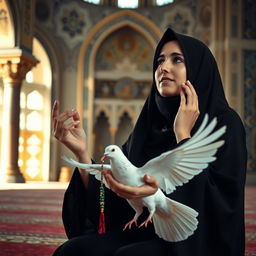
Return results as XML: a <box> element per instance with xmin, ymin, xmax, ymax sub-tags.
<box><xmin>62</xmin><ymin>114</ymin><xmax>226</xmax><ymax>242</ymax></box>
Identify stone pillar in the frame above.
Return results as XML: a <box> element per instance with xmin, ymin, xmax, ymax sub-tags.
<box><xmin>0</xmin><ymin>52</ymin><xmax>38</xmax><ymax>182</ymax></box>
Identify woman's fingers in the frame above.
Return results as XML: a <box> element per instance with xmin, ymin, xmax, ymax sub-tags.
<box><xmin>181</xmin><ymin>82</ymin><xmax>193</xmax><ymax>105</ymax></box>
<box><xmin>52</xmin><ymin>100</ymin><xmax>59</xmax><ymax>119</ymax></box>
<box><xmin>52</xmin><ymin>100</ymin><xmax>59</xmax><ymax>132</ymax></box>
<box><xmin>180</xmin><ymin>84</ymin><xmax>186</xmax><ymax>107</ymax></box>
<box><xmin>174</xmin><ymin>80</ymin><xmax>200</xmax><ymax>142</ymax></box>
<box><xmin>143</xmin><ymin>174</ymin><xmax>159</xmax><ymax>188</ymax></box>
<box><xmin>72</xmin><ymin>110</ymin><xmax>81</xmax><ymax>128</ymax></box>
<box><xmin>181</xmin><ymin>80</ymin><xmax>199</xmax><ymax>111</ymax></box>
<box><xmin>186</xmin><ymin>80</ymin><xmax>198</xmax><ymax>108</ymax></box>
<box><xmin>53</xmin><ymin>109</ymin><xmax>80</xmax><ymax>140</ymax></box>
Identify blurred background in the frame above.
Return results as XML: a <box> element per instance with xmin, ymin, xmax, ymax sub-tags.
<box><xmin>0</xmin><ymin>0</ymin><xmax>255</xmax><ymax>184</ymax></box>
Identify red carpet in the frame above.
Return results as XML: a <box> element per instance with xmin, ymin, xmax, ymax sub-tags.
<box><xmin>0</xmin><ymin>187</ymin><xmax>67</xmax><ymax>256</ymax></box>
<box><xmin>245</xmin><ymin>186</ymin><xmax>256</xmax><ymax>256</ymax></box>
<box><xmin>0</xmin><ymin>185</ymin><xmax>255</xmax><ymax>256</ymax></box>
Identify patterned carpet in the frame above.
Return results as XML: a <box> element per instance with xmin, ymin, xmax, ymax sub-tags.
<box><xmin>245</xmin><ymin>186</ymin><xmax>256</xmax><ymax>256</ymax></box>
<box><xmin>0</xmin><ymin>184</ymin><xmax>255</xmax><ymax>256</ymax></box>
<box><xmin>0</xmin><ymin>184</ymin><xmax>67</xmax><ymax>256</ymax></box>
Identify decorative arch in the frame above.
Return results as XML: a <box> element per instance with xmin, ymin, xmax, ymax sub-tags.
<box><xmin>94</xmin><ymin>104</ymin><xmax>112</xmax><ymax>123</ymax></box>
<box><xmin>116</xmin><ymin>105</ymin><xmax>136</xmax><ymax>126</ymax></box>
<box><xmin>33</xmin><ymin>25</ymin><xmax>63</xmax><ymax>181</ymax></box>
<box><xmin>77</xmin><ymin>10</ymin><xmax>162</xmax><ymax>155</ymax></box>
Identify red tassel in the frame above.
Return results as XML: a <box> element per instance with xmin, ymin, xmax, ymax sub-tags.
<box><xmin>98</xmin><ymin>171</ymin><xmax>106</xmax><ymax>234</ymax></box>
<box><xmin>98</xmin><ymin>211</ymin><xmax>106</xmax><ymax>234</ymax></box>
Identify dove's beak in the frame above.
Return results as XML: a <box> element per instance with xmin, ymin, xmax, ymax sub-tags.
<box><xmin>101</xmin><ymin>154</ymin><xmax>108</xmax><ymax>162</ymax></box>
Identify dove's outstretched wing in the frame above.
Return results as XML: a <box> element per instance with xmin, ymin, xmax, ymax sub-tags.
<box><xmin>139</xmin><ymin>114</ymin><xmax>226</xmax><ymax>194</ymax></box>
<box><xmin>61</xmin><ymin>156</ymin><xmax>111</xmax><ymax>188</ymax></box>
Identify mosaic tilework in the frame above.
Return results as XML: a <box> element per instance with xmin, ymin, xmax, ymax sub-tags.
<box><xmin>95</xmin><ymin>79</ymin><xmax>151</xmax><ymax>99</ymax></box>
<box><xmin>61</xmin><ymin>9</ymin><xmax>85</xmax><ymax>37</ymax></box>
<box><xmin>54</xmin><ymin>1</ymin><xmax>92</xmax><ymax>49</ymax></box>
<box><xmin>95</xmin><ymin>26</ymin><xmax>153</xmax><ymax>72</ymax></box>
<box><xmin>161</xmin><ymin>5</ymin><xmax>195</xmax><ymax>35</ymax></box>
<box><xmin>244</xmin><ymin>50</ymin><xmax>256</xmax><ymax>172</ymax></box>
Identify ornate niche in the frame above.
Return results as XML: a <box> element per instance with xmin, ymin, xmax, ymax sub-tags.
<box><xmin>93</xmin><ymin>26</ymin><xmax>153</xmax><ymax>161</ymax></box>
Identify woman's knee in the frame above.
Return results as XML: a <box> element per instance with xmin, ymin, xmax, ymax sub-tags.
<box><xmin>57</xmin><ymin>236</ymin><xmax>89</xmax><ymax>256</ymax></box>
<box><xmin>114</xmin><ymin>240</ymin><xmax>167</xmax><ymax>256</ymax></box>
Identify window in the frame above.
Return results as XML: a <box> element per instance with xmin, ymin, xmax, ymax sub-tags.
<box><xmin>117</xmin><ymin>0</ymin><xmax>138</xmax><ymax>8</ymax></box>
<box><xmin>83</xmin><ymin>0</ymin><xmax>100</xmax><ymax>4</ymax></box>
<box><xmin>156</xmin><ymin>0</ymin><xmax>174</xmax><ymax>6</ymax></box>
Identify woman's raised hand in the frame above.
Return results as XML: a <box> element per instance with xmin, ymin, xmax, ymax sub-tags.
<box><xmin>52</xmin><ymin>100</ymin><xmax>90</xmax><ymax>162</ymax></box>
<box><xmin>174</xmin><ymin>80</ymin><xmax>200</xmax><ymax>143</ymax></box>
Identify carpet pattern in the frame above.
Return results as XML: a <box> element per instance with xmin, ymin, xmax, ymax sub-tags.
<box><xmin>0</xmin><ymin>186</ymin><xmax>255</xmax><ymax>256</ymax></box>
<box><xmin>245</xmin><ymin>186</ymin><xmax>256</xmax><ymax>256</ymax></box>
<box><xmin>0</xmin><ymin>189</ymin><xmax>67</xmax><ymax>256</ymax></box>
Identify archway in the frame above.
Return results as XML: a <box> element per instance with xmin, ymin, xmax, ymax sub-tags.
<box><xmin>77</xmin><ymin>10</ymin><xmax>162</xmax><ymax>157</ymax></box>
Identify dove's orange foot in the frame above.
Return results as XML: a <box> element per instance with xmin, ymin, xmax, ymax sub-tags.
<box><xmin>139</xmin><ymin>218</ymin><xmax>152</xmax><ymax>228</ymax></box>
<box><xmin>123</xmin><ymin>219</ymin><xmax>138</xmax><ymax>231</ymax></box>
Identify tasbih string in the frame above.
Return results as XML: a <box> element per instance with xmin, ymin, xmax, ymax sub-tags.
<box><xmin>98</xmin><ymin>162</ymin><xmax>106</xmax><ymax>234</ymax></box>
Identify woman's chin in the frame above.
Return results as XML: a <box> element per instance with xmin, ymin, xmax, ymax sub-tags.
<box><xmin>159</xmin><ymin>88</ymin><xmax>180</xmax><ymax>97</ymax></box>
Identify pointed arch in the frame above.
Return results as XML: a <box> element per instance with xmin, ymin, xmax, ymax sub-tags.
<box><xmin>77</xmin><ymin>10</ymin><xmax>162</xmax><ymax>155</ymax></box>
<box><xmin>33</xmin><ymin>25</ymin><xmax>63</xmax><ymax>181</ymax></box>
<box><xmin>117</xmin><ymin>105</ymin><xmax>136</xmax><ymax>126</ymax></box>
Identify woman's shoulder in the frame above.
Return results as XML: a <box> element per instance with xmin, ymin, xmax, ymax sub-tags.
<box><xmin>216</xmin><ymin>108</ymin><xmax>246</xmax><ymax>139</ymax></box>
<box><xmin>217</xmin><ymin>108</ymin><xmax>244</xmax><ymax>127</ymax></box>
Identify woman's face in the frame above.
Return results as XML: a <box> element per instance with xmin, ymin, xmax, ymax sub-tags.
<box><xmin>154</xmin><ymin>40</ymin><xmax>187</xmax><ymax>97</ymax></box>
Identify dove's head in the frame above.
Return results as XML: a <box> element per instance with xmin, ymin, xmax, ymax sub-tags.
<box><xmin>101</xmin><ymin>145</ymin><xmax>123</xmax><ymax>161</ymax></box>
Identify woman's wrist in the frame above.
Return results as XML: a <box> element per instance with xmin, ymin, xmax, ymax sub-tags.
<box><xmin>175</xmin><ymin>132</ymin><xmax>191</xmax><ymax>143</ymax></box>
<box><xmin>75</xmin><ymin>150</ymin><xmax>91</xmax><ymax>164</ymax></box>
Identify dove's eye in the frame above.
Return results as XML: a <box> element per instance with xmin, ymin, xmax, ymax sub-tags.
<box><xmin>111</xmin><ymin>148</ymin><xmax>115</xmax><ymax>152</ymax></box>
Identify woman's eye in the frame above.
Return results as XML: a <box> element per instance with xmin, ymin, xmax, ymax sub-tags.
<box><xmin>173</xmin><ymin>57</ymin><xmax>184</xmax><ymax>64</ymax></box>
<box><xmin>157</xmin><ymin>58</ymin><xmax>164</xmax><ymax>65</ymax></box>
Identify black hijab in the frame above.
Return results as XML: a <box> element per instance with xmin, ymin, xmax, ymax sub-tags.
<box><xmin>122</xmin><ymin>28</ymin><xmax>247</xmax><ymax>256</ymax></box>
<box><xmin>122</xmin><ymin>28</ymin><xmax>230</xmax><ymax>166</ymax></box>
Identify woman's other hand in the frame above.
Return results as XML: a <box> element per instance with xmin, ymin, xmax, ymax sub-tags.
<box><xmin>174</xmin><ymin>80</ymin><xmax>200</xmax><ymax>143</ymax></box>
<box><xmin>52</xmin><ymin>100</ymin><xmax>90</xmax><ymax>163</ymax></box>
<box><xmin>104</xmin><ymin>171</ymin><xmax>159</xmax><ymax>200</ymax></box>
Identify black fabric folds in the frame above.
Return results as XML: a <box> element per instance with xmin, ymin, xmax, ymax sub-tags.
<box><xmin>61</xmin><ymin>28</ymin><xmax>247</xmax><ymax>256</ymax></box>
<box><xmin>122</xmin><ymin>28</ymin><xmax>247</xmax><ymax>256</ymax></box>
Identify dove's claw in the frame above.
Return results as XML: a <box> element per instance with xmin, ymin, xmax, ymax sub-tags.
<box><xmin>139</xmin><ymin>218</ymin><xmax>152</xmax><ymax>228</ymax></box>
<box><xmin>123</xmin><ymin>219</ymin><xmax>138</xmax><ymax>231</ymax></box>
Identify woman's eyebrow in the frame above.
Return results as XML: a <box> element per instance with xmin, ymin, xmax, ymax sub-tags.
<box><xmin>158</xmin><ymin>52</ymin><xmax>184</xmax><ymax>58</ymax></box>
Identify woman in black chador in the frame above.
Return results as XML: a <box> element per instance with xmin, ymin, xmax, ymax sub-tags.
<box><xmin>52</xmin><ymin>28</ymin><xmax>247</xmax><ymax>256</ymax></box>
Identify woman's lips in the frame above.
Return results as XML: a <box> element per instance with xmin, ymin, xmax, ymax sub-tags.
<box><xmin>160</xmin><ymin>77</ymin><xmax>174</xmax><ymax>82</ymax></box>
<box><xmin>160</xmin><ymin>78</ymin><xmax>175</xmax><ymax>86</ymax></box>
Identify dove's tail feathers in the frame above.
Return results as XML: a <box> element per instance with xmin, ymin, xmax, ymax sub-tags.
<box><xmin>153</xmin><ymin>198</ymin><xmax>198</xmax><ymax>242</ymax></box>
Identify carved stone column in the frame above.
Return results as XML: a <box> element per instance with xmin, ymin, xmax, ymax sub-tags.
<box><xmin>0</xmin><ymin>52</ymin><xmax>38</xmax><ymax>182</ymax></box>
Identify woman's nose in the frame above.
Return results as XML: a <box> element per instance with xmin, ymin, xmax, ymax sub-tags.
<box><xmin>160</xmin><ymin>60</ymin><xmax>171</xmax><ymax>73</ymax></box>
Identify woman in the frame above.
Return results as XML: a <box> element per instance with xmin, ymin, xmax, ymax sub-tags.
<box><xmin>52</xmin><ymin>28</ymin><xmax>247</xmax><ymax>256</ymax></box>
